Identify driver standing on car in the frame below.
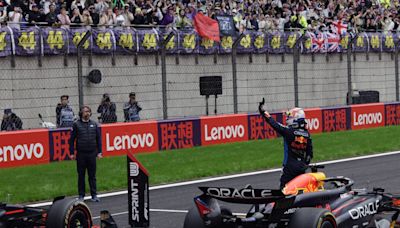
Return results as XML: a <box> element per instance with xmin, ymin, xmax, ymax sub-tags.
<box><xmin>258</xmin><ymin>99</ymin><xmax>313</xmax><ymax>190</ymax></box>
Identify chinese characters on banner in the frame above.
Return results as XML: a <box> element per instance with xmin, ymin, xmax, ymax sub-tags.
<box><xmin>1</xmin><ymin>103</ymin><xmax>400</xmax><ymax>168</ymax></box>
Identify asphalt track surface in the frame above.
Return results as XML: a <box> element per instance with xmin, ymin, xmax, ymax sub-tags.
<box><xmin>81</xmin><ymin>153</ymin><xmax>400</xmax><ymax>228</ymax></box>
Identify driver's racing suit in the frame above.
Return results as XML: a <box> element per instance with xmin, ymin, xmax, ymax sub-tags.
<box><xmin>262</xmin><ymin>115</ymin><xmax>313</xmax><ymax>189</ymax></box>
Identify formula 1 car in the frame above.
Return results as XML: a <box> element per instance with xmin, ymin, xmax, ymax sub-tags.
<box><xmin>183</xmin><ymin>165</ymin><xmax>400</xmax><ymax>228</ymax></box>
<box><xmin>0</xmin><ymin>196</ymin><xmax>93</xmax><ymax>228</ymax></box>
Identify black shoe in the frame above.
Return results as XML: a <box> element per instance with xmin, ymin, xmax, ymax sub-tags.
<box><xmin>78</xmin><ymin>195</ymin><xmax>85</xmax><ymax>201</ymax></box>
<box><xmin>91</xmin><ymin>195</ymin><xmax>100</xmax><ymax>202</ymax></box>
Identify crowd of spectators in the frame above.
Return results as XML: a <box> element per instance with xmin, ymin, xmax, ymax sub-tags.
<box><xmin>0</xmin><ymin>0</ymin><xmax>400</xmax><ymax>32</ymax></box>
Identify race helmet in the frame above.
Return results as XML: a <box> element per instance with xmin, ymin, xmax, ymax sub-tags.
<box><xmin>285</xmin><ymin>107</ymin><xmax>306</xmax><ymax>128</ymax></box>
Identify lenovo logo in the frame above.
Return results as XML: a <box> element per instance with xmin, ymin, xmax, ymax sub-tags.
<box><xmin>353</xmin><ymin>112</ymin><xmax>383</xmax><ymax>126</ymax></box>
<box><xmin>204</xmin><ymin>125</ymin><xmax>245</xmax><ymax>141</ymax></box>
<box><xmin>0</xmin><ymin>143</ymin><xmax>44</xmax><ymax>162</ymax></box>
<box><xmin>106</xmin><ymin>133</ymin><xmax>154</xmax><ymax>151</ymax></box>
<box><xmin>305</xmin><ymin>118</ymin><xmax>320</xmax><ymax>130</ymax></box>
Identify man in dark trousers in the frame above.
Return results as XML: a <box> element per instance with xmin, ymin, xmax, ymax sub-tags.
<box><xmin>56</xmin><ymin>95</ymin><xmax>75</xmax><ymax>128</ymax></box>
<box><xmin>69</xmin><ymin>106</ymin><xmax>102</xmax><ymax>202</ymax></box>
<box><xmin>258</xmin><ymin>98</ymin><xmax>313</xmax><ymax>190</ymax></box>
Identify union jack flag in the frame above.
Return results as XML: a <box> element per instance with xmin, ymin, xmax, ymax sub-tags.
<box><xmin>331</xmin><ymin>20</ymin><xmax>348</xmax><ymax>36</ymax></box>
<box><xmin>310</xmin><ymin>32</ymin><xmax>326</xmax><ymax>53</ymax></box>
<box><xmin>325</xmin><ymin>32</ymin><xmax>340</xmax><ymax>52</ymax></box>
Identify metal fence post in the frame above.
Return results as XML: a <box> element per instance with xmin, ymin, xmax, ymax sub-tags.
<box><xmin>347</xmin><ymin>36</ymin><xmax>356</xmax><ymax>105</ymax></box>
<box><xmin>161</xmin><ymin>32</ymin><xmax>174</xmax><ymax>120</ymax></box>
<box><xmin>77</xmin><ymin>31</ymin><xmax>91</xmax><ymax>108</ymax></box>
<box><xmin>232</xmin><ymin>34</ymin><xmax>245</xmax><ymax>114</ymax></box>
<box><xmin>396</xmin><ymin>41</ymin><xmax>400</xmax><ymax>101</ymax></box>
<box><xmin>293</xmin><ymin>34</ymin><xmax>302</xmax><ymax>107</ymax></box>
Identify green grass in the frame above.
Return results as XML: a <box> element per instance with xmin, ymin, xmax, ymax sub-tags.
<box><xmin>2</xmin><ymin>125</ymin><xmax>400</xmax><ymax>203</ymax></box>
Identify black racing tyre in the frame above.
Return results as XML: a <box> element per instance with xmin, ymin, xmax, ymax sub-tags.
<box><xmin>288</xmin><ymin>208</ymin><xmax>337</xmax><ymax>228</ymax></box>
<box><xmin>183</xmin><ymin>207</ymin><xmax>206</xmax><ymax>228</ymax></box>
<box><xmin>46</xmin><ymin>198</ymin><xmax>92</xmax><ymax>228</ymax></box>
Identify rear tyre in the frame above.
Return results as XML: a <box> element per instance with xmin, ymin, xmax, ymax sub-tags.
<box><xmin>46</xmin><ymin>198</ymin><xmax>92</xmax><ymax>228</ymax></box>
<box><xmin>288</xmin><ymin>208</ymin><xmax>337</xmax><ymax>228</ymax></box>
<box><xmin>183</xmin><ymin>207</ymin><xmax>206</xmax><ymax>228</ymax></box>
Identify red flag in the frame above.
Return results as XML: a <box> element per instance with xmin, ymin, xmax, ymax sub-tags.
<box><xmin>193</xmin><ymin>13</ymin><xmax>220</xmax><ymax>42</ymax></box>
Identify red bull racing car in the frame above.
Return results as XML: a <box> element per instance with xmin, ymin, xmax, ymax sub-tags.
<box><xmin>184</xmin><ymin>165</ymin><xmax>400</xmax><ymax>228</ymax></box>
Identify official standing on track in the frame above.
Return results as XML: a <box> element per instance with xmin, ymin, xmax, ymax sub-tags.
<box><xmin>69</xmin><ymin>106</ymin><xmax>102</xmax><ymax>202</ymax></box>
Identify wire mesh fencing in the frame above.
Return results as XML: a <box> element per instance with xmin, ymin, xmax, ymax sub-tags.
<box><xmin>0</xmin><ymin>49</ymin><xmax>399</xmax><ymax>130</ymax></box>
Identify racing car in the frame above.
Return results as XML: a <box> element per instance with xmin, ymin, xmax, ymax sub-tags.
<box><xmin>183</xmin><ymin>165</ymin><xmax>400</xmax><ymax>228</ymax></box>
<box><xmin>0</xmin><ymin>196</ymin><xmax>93</xmax><ymax>228</ymax></box>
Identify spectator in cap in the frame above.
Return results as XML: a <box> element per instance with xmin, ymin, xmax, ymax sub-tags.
<box><xmin>1</xmin><ymin>108</ymin><xmax>23</xmax><ymax>131</ymax></box>
<box><xmin>56</xmin><ymin>95</ymin><xmax>75</xmax><ymax>128</ymax></box>
<box><xmin>123</xmin><ymin>92</ymin><xmax>142</xmax><ymax>122</ymax></box>
<box><xmin>97</xmin><ymin>93</ymin><xmax>117</xmax><ymax>123</ymax></box>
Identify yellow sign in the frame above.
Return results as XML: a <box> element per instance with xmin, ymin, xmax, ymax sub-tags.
<box><xmin>370</xmin><ymin>35</ymin><xmax>380</xmax><ymax>49</ymax></box>
<box><xmin>73</xmin><ymin>32</ymin><xmax>90</xmax><ymax>49</ymax></box>
<box><xmin>356</xmin><ymin>35</ymin><xmax>364</xmax><ymax>47</ymax></box>
<box><xmin>201</xmin><ymin>38</ymin><xmax>214</xmax><ymax>49</ymax></box>
<box><xmin>340</xmin><ymin>35</ymin><xmax>349</xmax><ymax>49</ymax></box>
<box><xmin>142</xmin><ymin>33</ymin><xmax>157</xmax><ymax>49</ymax></box>
<box><xmin>118</xmin><ymin>33</ymin><xmax>134</xmax><ymax>49</ymax></box>
<box><xmin>0</xmin><ymin>32</ymin><xmax>7</xmax><ymax>51</ymax></box>
<box><xmin>18</xmin><ymin>31</ymin><xmax>36</xmax><ymax>50</ymax></box>
<box><xmin>164</xmin><ymin>35</ymin><xmax>175</xmax><ymax>49</ymax></box>
<box><xmin>47</xmin><ymin>30</ymin><xmax>64</xmax><ymax>49</ymax></box>
<box><xmin>183</xmin><ymin>34</ymin><xmax>196</xmax><ymax>49</ymax></box>
<box><xmin>96</xmin><ymin>32</ymin><xmax>112</xmax><ymax>49</ymax></box>
<box><xmin>271</xmin><ymin>35</ymin><xmax>281</xmax><ymax>49</ymax></box>
<box><xmin>221</xmin><ymin>36</ymin><xmax>233</xmax><ymax>49</ymax></box>
<box><xmin>254</xmin><ymin>35</ymin><xmax>264</xmax><ymax>49</ymax></box>
<box><xmin>385</xmin><ymin>35</ymin><xmax>394</xmax><ymax>49</ymax></box>
<box><xmin>286</xmin><ymin>34</ymin><xmax>297</xmax><ymax>48</ymax></box>
<box><xmin>240</xmin><ymin>34</ymin><xmax>251</xmax><ymax>48</ymax></box>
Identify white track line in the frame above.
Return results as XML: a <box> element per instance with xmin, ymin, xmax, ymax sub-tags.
<box><xmin>28</xmin><ymin>150</ymin><xmax>400</xmax><ymax>207</ymax></box>
<box><xmin>92</xmin><ymin>209</ymin><xmax>247</xmax><ymax>220</ymax></box>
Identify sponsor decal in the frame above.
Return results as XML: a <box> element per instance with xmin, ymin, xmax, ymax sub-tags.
<box><xmin>348</xmin><ymin>200</ymin><xmax>379</xmax><ymax>220</ymax></box>
<box><xmin>201</xmin><ymin>114</ymin><xmax>248</xmax><ymax>145</ymax></box>
<box><xmin>0</xmin><ymin>129</ymin><xmax>49</xmax><ymax>168</ymax></box>
<box><xmin>130</xmin><ymin>179</ymin><xmax>140</xmax><ymax>222</ymax></box>
<box><xmin>351</xmin><ymin>104</ymin><xmax>384</xmax><ymax>130</ymax></box>
<box><xmin>322</xmin><ymin>107</ymin><xmax>349</xmax><ymax>132</ymax></box>
<box><xmin>157</xmin><ymin>119</ymin><xmax>201</xmax><ymax>150</ymax></box>
<box><xmin>102</xmin><ymin>121</ymin><xmax>158</xmax><ymax>156</ymax></box>
<box><xmin>206</xmin><ymin>187</ymin><xmax>272</xmax><ymax>199</ymax></box>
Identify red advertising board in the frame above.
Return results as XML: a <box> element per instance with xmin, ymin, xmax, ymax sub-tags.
<box><xmin>101</xmin><ymin>121</ymin><xmax>159</xmax><ymax>156</ymax></box>
<box><xmin>0</xmin><ymin>129</ymin><xmax>50</xmax><ymax>168</ymax></box>
<box><xmin>304</xmin><ymin>108</ymin><xmax>323</xmax><ymax>133</ymax></box>
<box><xmin>350</xmin><ymin>103</ymin><xmax>385</xmax><ymax>130</ymax></box>
<box><xmin>201</xmin><ymin>114</ymin><xmax>249</xmax><ymax>146</ymax></box>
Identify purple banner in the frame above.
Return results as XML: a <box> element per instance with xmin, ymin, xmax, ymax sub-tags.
<box><xmin>198</xmin><ymin>37</ymin><xmax>218</xmax><ymax>54</ymax></box>
<box><xmin>368</xmin><ymin>33</ymin><xmax>382</xmax><ymax>52</ymax></box>
<box><xmin>114</xmin><ymin>29</ymin><xmax>137</xmax><ymax>54</ymax></box>
<box><xmin>301</xmin><ymin>31</ymin><xmax>313</xmax><ymax>54</ymax></box>
<box><xmin>14</xmin><ymin>27</ymin><xmax>40</xmax><ymax>56</ymax></box>
<box><xmin>49</xmin><ymin>128</ymin><xmax>72</xmax><ymax>162</ymax></box>
<box><xmin>285</xmin><ymin>32</ymin><xmax>301</xmax><ymax>53</ymax></box>
<box><xmin>92</xmin><ymin>29</ymin><xmax>115</xmax><ymax>54</ymax></box>
<box><xmin>159</xmin><ymin>29</ymin><xmax>179</xmax><ymax>54</ymax></box>
<box><xmin>219</xmin><ymin>35</ymin><xmax>233</xmax><ymax>54</ymax></box>
<box><xmin>179</xmin><ymin>29</ymin><xmax>198</xmax><ymax>54</ymax></box>
<box><xmin>353</xmin><ymin>33</ymin><xmax>368</xmax><ymax>52</ymax></box>
<box><xmin>268</xmin><ymin>31</ymin><xmax>285</xmax><ymax>54</ymax></box>
<box><xmin>382</xmin><ymin>33</ymin><xmax>397</xmax><ymax>52</ymax></box>
<box><xmin>339</xmin><ymin>33</ymin><xmax>350</xmax><ymax>51</ymax></box>
<box><xmin>0</xmin><ymin>27</ymin><xmax>12</xmax><ymax>57</ymax></box>
<box><xmin>253</xmin><ymin>32</ymin><xmax>268</xmax><ymax>54</ymax></box>
<box><xmin>236</xmin><ymin>31</ymin><xmax>254</xmax><ymax>53</ymax></box>
<box><xmin>137</xmin><ymin>29</ymin><xmax>159</xmax><ymax>53</ymax></box>
<box><xmin>69</xmin><ymin>28</ymin><xmax>92</xmax><ymax>54</ymax></box>
<box><xmin>157</xmin><ymin>119</ymin><xmax>201</xmax><ymax>150</ymax></box>
<box><xmin>42</xmin><ymin>27</ymin><xmax>68</xmax><ymax>55</ymax></box>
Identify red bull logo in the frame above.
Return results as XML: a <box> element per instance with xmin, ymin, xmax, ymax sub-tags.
<box><xmin>283</xmin><ymin>172</ymin><xmax>326</xmax><ymax>195</ymax></box>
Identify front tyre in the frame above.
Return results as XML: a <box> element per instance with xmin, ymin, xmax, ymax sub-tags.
<box><xmin>46</xmin><ymin>198</ymin><xmax>92</xmax><ymax>228</ymax></box>
<box><xmin>288</xmin><ymin>208</ymin><xmax>337</xmax><ymax>228</ymax></box>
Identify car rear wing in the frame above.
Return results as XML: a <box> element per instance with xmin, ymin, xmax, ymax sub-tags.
<box><xmin>198</xmin><ymin>186</ymin><xmax>286</xmax><ymax>204</ymax></box>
